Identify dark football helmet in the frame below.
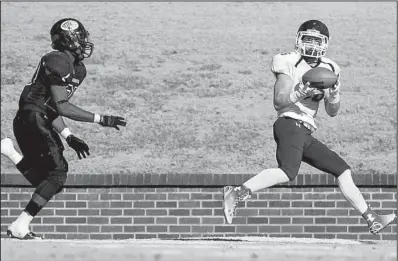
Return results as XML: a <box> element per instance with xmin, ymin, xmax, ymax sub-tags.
<box><xmin>295</xmin><ymin>20</ymin><xmax>330</xmax><ymax>58</ymax></box>
<box><xmin>50</xmin><ymin>18</ymin><xmax>94</xmax><ymax>60</ymax></box>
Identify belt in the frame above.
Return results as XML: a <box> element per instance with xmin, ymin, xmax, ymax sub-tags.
<box><xmin>284</xmin><ymin>117</ymin><xmax>316</xmax><ymax>133</ymax></box>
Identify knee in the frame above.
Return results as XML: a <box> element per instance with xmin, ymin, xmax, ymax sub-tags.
<box><xmin>48</xmin><ymin>169</ymin><xmax>68</xmax><ymax>187</ymax></box>
<box><xmin>279</xmin><ymin>166</ymin><xmax>299</xmax><ymax>181</ymax></box>
<box><xmin>336</xmin><ymin>168</ymin><xmax>352</xmax><ymax>180</ymax></box>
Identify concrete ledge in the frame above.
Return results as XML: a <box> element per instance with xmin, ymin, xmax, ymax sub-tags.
<box><xmin>1</xmin><ymin>173</ymin><xmax>396</xmax><ymax>187</ymax></box>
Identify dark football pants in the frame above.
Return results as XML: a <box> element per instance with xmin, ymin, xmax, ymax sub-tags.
<box><xmin>273</xmin><ymin>117</ymin><xmax>350</xmax><ymax>181</ymax></box>
<box><xmin>13</xmin><ymin>110</ymin><xmax>68</xmax><ymax>197</ymax></box>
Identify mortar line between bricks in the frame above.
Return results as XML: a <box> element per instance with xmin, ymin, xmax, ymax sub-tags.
<box><xmin>1</xmin><ymin>185</ymin><xmax>396</xmax><ymax>188</ymax></box>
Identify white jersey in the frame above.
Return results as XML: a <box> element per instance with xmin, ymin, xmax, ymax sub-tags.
<box><xmin>271</xmin><ymin>51</ymin><xmax>340</xmax><ymax>130</ymax></box>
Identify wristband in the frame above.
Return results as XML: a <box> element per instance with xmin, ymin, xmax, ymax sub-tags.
<box><xmin>60</xmin><ymin>128</ymin><xmax>73</xmax><ymax>139</ymax></box>
<box><xmin>94</xmin><ymin>113</ymin><xmax>101</xmax><ymax>123</ymax></box>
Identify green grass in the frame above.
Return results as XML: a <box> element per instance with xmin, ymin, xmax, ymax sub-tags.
<box><xmin>1</xmin><ymin>2</ymin><xmax>396</xmax><ymax>175</ymax></box>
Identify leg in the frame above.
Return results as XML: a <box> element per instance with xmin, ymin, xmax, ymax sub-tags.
<box><xmin>223</xmin><ymin>117</ymin><xmax>309</xmax><ymax>224</ymax></box>
<box><xmin>7</xmin><ymin>111</ymin><xmax>68</xmax><ymax>239</ymax></box>
<box><xmin>302</xmin><ymin>137</ymin><xmax>397</xmax><ymax>235</ymax></box>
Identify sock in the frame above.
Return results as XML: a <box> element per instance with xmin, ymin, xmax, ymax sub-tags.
<box><xmin>337</xmin><ymin>169</ymin><xmax>369</xmax><ymax>215</ymax></box>
<box><xmin>243</xmin><ymin>168</ymin><xmax>290</xmax><ymax>193</ymax></box>
<box><xmin>361</xmin><ymin>206</ymin><xmax>377</xmax><ymax>224</ymax></box>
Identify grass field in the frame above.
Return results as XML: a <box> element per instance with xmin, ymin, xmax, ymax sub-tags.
<box><xmin>1</xmin><ymin>237</ymin><xmax>397</xmax><ymax>261</ymax></box>
<box><xmin>1</xmin><ymin>2</ymin><xmax>396</xmax><ymax>175</ymax></box>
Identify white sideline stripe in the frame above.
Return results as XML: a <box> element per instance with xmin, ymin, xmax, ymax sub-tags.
<box><xmin>1</xmin><ymin>236</ymin><xmax>372</xmax><ymax>245</ymax></box>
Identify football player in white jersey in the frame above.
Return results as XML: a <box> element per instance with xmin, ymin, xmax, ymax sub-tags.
<box><xmin>222</xmin><ymin>20</ymin><xmax>396</xmax><ymax>235</ymax></box>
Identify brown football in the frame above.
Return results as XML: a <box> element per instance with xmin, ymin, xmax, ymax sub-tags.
<box><xmin>302</xmin><ymin>67</ymin><xmax>338</xmax><ymax>90</ymax></box>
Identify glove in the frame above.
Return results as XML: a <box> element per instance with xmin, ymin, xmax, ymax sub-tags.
<box><xmin>329</xmin><ymin>78</ymin><xmax>341</xmax><ymax>98</ymax></box>
<box><xmin>99</xmin><ymin>115</ymin><xmax>127</xmax><ymax>130</ymax></box>
<box><xmin>290</xmin><ymin>81</ymin><xmax>321</xmax><ymax>103</ymax></box>
<box><xmin>66</xmin><ymin>135</ymin><xmax>90</xmax><ymax>159</ymax></box>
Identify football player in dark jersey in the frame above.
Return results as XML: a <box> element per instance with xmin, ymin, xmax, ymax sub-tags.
<box><xmin>1</xmin><ymin>18</ymin><xmax>127</xmax><ymax>239</ymax></box>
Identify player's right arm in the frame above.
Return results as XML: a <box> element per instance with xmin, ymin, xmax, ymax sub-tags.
<box><xmin>271</xmin><ymin>54</ymin><xmax>314</xmax><ymax>110</ymax></box>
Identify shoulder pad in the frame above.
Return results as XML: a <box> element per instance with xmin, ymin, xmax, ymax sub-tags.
<box><xmin>42</xmin><ymin>51</ymin><xmax>72</xmax><ymax>78</ymax></box>
<box><xmin>271</xmin><ymin>52</ymin><xmax>300</xmax><ymax>76</ymax></box>
<box><xmin>320</xmin><ymin>57</ymin><xmax>341</xmax><ymax>76</ymax></box>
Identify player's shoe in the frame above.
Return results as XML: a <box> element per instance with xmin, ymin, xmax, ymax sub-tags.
<box><xmin>223</xmin><ymin>185</ymin><xmax>252</xmax><ymax>224</ymax></box>
<box><xmin>6</xmin><ymin>226</ymin><xmax>43</xmax><ymax>240</ymax></box>
<box><xmin>366</xmin><ymin>212</ymin><xmax>397</xmax><ymax>235</ymax></box>
<box><xmin>1</xmin><ymin>137</ymin><xmax>15</xmax><ymax>157</ymax></box>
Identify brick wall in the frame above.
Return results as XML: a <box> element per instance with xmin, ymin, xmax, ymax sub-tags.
<box><xmin>1</xmin><ymin>173</ymin><xmax>396</xmax><ymax>241</ymax></box>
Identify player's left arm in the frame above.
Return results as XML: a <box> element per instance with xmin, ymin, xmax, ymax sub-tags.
<box><xmin>324</xmin><ymin>63</ymin><xmax>341</xmax><ymax>117</ymax></box>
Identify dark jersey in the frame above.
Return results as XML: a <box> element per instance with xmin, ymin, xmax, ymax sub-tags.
<box><xmin>19</xmin><ymin>51</ymin><xmax>87</xmax><ymax>120</ymax></box>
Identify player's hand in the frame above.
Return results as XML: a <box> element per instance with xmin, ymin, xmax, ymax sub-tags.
<box><xmin>297</xmin><ymin>82</ymin><xmax>318</xmax><ymax>98</ymax></box>
<box><xmin>329</xmin><ymin>78</ymin><xmax>340</xmax><ymax>97</ymax></box>
<box><xmin>99</xmin><ymin>115</ymin><xmax>127</xmax><ymax>130</ymax></box>
<box><xmin>66</xmin><ymin>135</ymin><xmax>90</xmax><ymax>159</ymax></box>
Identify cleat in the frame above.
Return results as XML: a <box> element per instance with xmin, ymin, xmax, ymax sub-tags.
<box><xmin>7</xmin><ymin>229</ymin><xmax>43</xmax><ymax>240</ymax></box>
<box><xmin>367</xmin><ymin>213</ymin><xmax>397</xmax><ymax>235</ymax></box>
<box><xmin>223</xmin><ymin>185</ymin><xmax>252</xmax><ymax>224</ymax></box>
<box><xmin>1</xmin><ymin>137</ymin><xmax>15</xmax><ymax>156</ymax></box>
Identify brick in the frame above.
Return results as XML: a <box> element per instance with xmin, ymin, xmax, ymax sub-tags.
<box><xmin>78</xmin><ymin>225</ymin><xmax>100</xmax><ymax>233</ymax></box>
<box><xmin>314</xmin><ymin>201</ymin><xmax>335</xmax><ymax>208</ymax></box>
<box><xmin>202</xmin><ymin>201</ymin><xmax>222</xmax><ymax>208</ymax></box>
<box><xmin>53</xmin><ymin>194</ymin><xmax>76</xmax><ymax>201</ymax></box>
<box><xmin>179</xmin><ymin>201</ymin><xmax>200</xmax><ymax>208</ymax></box>
<box><xmin>55</xmin><ymin>209</ymin><xmax>77</xmax><ymax>216</ymax></box>
<box><xmin>382</xmin><ymin>201</ymin><xmax>397</xmax><ymax>208</ymax></box>
<box><xmin>192</xmin><ymin>209</ymin><xmax>212</xmax><ymax>216</ymax></box>
<box><xmin>65</xmin><ymin>202</ymin><xmax>86</xmax><ymax>208</ymax></box>
<box><xmin>1</xmin><ymin>193</ymin><xmax>8</xmax><ymax>201</ymax></box>
<box><xmin>90</xmin><ymin>234</ymin><xmax>112</xmax><ymax>240</ymax></box>
<box><xmin>246</xmin><ymin>201</ymin><xmax>267</xmax><ymax>208</ymax></box>
<box><xmin>269</xmin><ymin>218</ymin><xmax>291</xmax><ymax>224</ymax></box>
<box><xmin>145</xmin><ymin>194</ymin><xmax>167</xmax><ymax>200</ymax></box>
<box><xmin>291</xmin><ymin>233</ymin><xmax>313</xmax><ymax>238</ymax></box>
<box><xmin>192</xmin><ymin>226</ymin><xmax>214</xmax><ymax>233</ymax></box>
<box><xmin>134</xmin><ymin>217</ymin><xmax>154</xmax><ymax>224</ymax></box>
<box><xmin>77</xmin><ymin>194</ymin><xmax>99</xmax><ymax>200</ymax></box>
<box><xmin>123</xmin><ymin>193</ymin><xmax>145</xmax><ymax>200</ymax></box>
<box><xmin>9</xmin><ymin>193</ymin><xmax>31</xmax><ymax>201</ymax></box>
<box><xmin>315</xmin><ymin>218</ymin><xmax>336</xmax><ymax>224</ymax></box>
<box><xmin>124</xmin><ymin>209</ymin><xmax>145</xmax><ymax>216</ymax></box>
<box><xmin>156</xmin><ymin>217</ymin><xmax>177</xmax><ymax>224</ymax></box>
<box><xmin>179</xmin><ymin>218</ymin><xmax>200</xmax><ymax>224</ymax></box>
<box><xmin>43</xmin><ymin>217</ymin><xmax>64</xmax><ymax>224</ymax></box>
<box><xmin>281</xmin><ymin>209</ymin><xmax>303</xmax><ymax>216</ymax></box>
<box><xmin>88</xmin><ymin>201</ymin><xmax>110</xmax><ymax>208</ymax></box>
<box><xmin>169</xmin><ymin>209</ymin><xmax>190</xmax><ymax>216</ymax></box>
<box><xmin>281</xmin><ymin>194</ymin><xmax>303</xmax><ymax>200</ymax></box>
<box><xmin>112</xmin><ymin>234</ymin><xmax>135</xmax><ymax>239</ymax></box>
<box><xmin>136</xmin><ymin>234</ymin><xmax>157</xmax><ymax>239</ymax></box>
<box><xmin>337</xmin><ymin>218</ymin><xmax>359</xmax><ymax>224</ymax></box>
<box><xmin>45</xmin><ymin>234</ymin><xmax>66</xmax><ymax>239</ymax></box>
<box><xmin>304</xmin><ymin>194</ymin><xmax>326</xmax><ymax>200</ymax></box>
<box><xmin>304</xmin><ymin>209</ymin><xmax>325</xmax><ymax>216</ymax></box>
<box><xmin>111</xmin><ymin>217</ymin><xmax>132</xmax><ymax>224</ymax></box>
<box><xmin>237</xmin><ymin>226</ymin><xmax>258</xmax><ymax>233</ymax></box>
<box><xmin>124</xmin><ymin>226</ymin><xmax>146</xmax><ymax>232</ymax></box>
<box><xmin>2</xmin><ymin>202</ymin><xmax>19</xmax><ymax>208</ymax></box>
<box><xmin>269</xmin><ymin>201</ymin><xmax>290</xmax><ymax>208</ymax></box>
<box><xmin>67</xmin><ymin>234</ymin><xmax>89</xmax><ymax>240</ymax></box>
<box><xmin>326</xmin><ymin>209</ymin><xmax>349</xmax><ymax>216</ymax></box>
<box><xmin>314</xmin><ymin>234</ymin><xmax>336</xmax><ymax>239</ymax></box>
<box><xmin>100</xmin><ymin>194</ymin><xmax>121</xmax><ymax>200</ymax></box>
<box><xmin>292</xmin><ymin>217</ymin><xmax>313</xmax><ymax>224</ymax></box>
<box><xmin>336</xmin><ymin>234</ymin><xmax>358</xmax><ymax>240</ymax></box>
<box><xmin>258</xmin><ymin>193</ymin><xmax>280</xmax><ymax>200</ymax></box>
<box><xmin>191</xmin><ymin>193</ymin><xmax>212</xmax><ymax>200</ymax></box>
<box><xmin>31</xmin><ymin>218</ymin><xmax>42</xmax><ymax>224</ymax></box>
<box><xmin>44</xmin><ymin>202</ymin><xmax>65</xmax><ymax>208</ymax></box>
<box><xmin>202</xmin><ymin>217</ymin><xmax>224</xmax><ymax>224</ymax></box>
<box><xmin>1</xmin><ymin>209</ymin><xmax>8</xmax><ymax>216</ymax></box>
<box><xmin>101</xmin><ymin>225</ymin><xmax>123</xmax><ymax>232</ymax></box>
<box><xmin>78</xmin><ymin>209</ymin><xmax>100</xmax><ymax>216</ymax></box>
<box><xmin>168</xmin><ymin>193</ymin><xmax>190</xmax><ymax>200</ymax></box>
<box><xmin>146</xmin><ymin>226</ymin><xmax>168</xmax><ymax>233</ymax></box>
<box><xmin>101</xmin><ymin>209</ymin><xmax>122</xmax><ymax>216</ymax></box>
<box><xmin>348</xmin><ymin>226</ymin><xmax>368</xmax><ymax>233</ymax></box>
<box><xmin>146</xmin><ymin>209</ymin><xmax>167</xmax><ymax>216</ymax></box>
<box><xmin>304</xmin><ymin>226</ymin><xmax>325</xmax><ymax>233</ymax></box>
<box><xmin>281</xmin><ymin>226</ymin><xmax>303</xmax><ymax>233</ymax></box>
<box><xmin>134</xmin><ymin>201</ymin><xmax>155</xmax><ymax>208</ymax></box>
<box><xmin>215</xmin><ymin>226</ymin><xmax>235</xmax><ymax>233</ymax></box>
<box><xmin>213</xmin><ymin>209</ymin><xmax>224</xmax><ymax>216</ymax></box>
<box><xmin>87</xmin><ymin>217</ymin><xmax>109</xmax><ymax>224</ymax></box>
<box><xmin>235</xmin><ymin>209</ymin><xmax>258</xmax><ymax>216</ymax></box>
<box><xmin>372</xmin><ymin>193</ymin><xmax>394</xmax><ymax>200</ymax></box>
<box><xmin>247</xmin><ymin>218</ymin><xmax>268</xmax><ymax>224</ymax></box>
<box><xmin>110</xmin><ymin>201</ymin><xmax>132</xmax><ymax>208</ymax></box>
<box><xmin>258</xmin><ymin>226</ymin><xmax>281</xmax><ymax>233</ymax></box>
<box><xmin>336</xmin><ymin>201</ymin><xmax>352</xmax><ymax>208</ymax></box>
<box><xmin>382</xmin><ymin>234</ymin><xmax>397</xmax><ymax>241</ymax></box>
<box><xmin>30</xmin><ymin>225</ymin><xmax>55</xmax><ymax>232</ymax></box>
<box><xmin>169</xmin><ymin>226</ymin><xmax>191</xmax><ymax>233</ymax></box>
<box><xmin>156</xmin><ymin>201</ymin><xmax>177</xmax><ymax>208</ymax></box>
<box><xmin>291</xmin><ymin>201</ymin><xmax>312</xmax><ymax>208</ymax></box>
<box><xmin>259</xmin><ymin>209</ymin><xmax>281</xmax><ymax>216</ymax></box>
<box><xmin>326</xmin><ymin>226</ymin><xmax>347</xmax><ymax>233</ymax></box>
<box><xmin>36</xmin><ymin>209</ymin><xmax>54</xmax><ymax>216</ymax></box>
<box><xmin>56</xmin><ymin>225</ymin><xmax>78</xmax><ymax>232</ymax></box>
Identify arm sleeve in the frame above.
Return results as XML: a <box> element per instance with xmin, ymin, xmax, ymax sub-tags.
<box><xmin>270</xmin><ymin>54</ymin><xmax>293</xmax><ymax>78</ymax></box>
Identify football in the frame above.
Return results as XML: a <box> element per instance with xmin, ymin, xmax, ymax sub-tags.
<box><xmin>302</xmin><ymin>67</ymin><xmax>338</xmax><ymax>90</ymax></box>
